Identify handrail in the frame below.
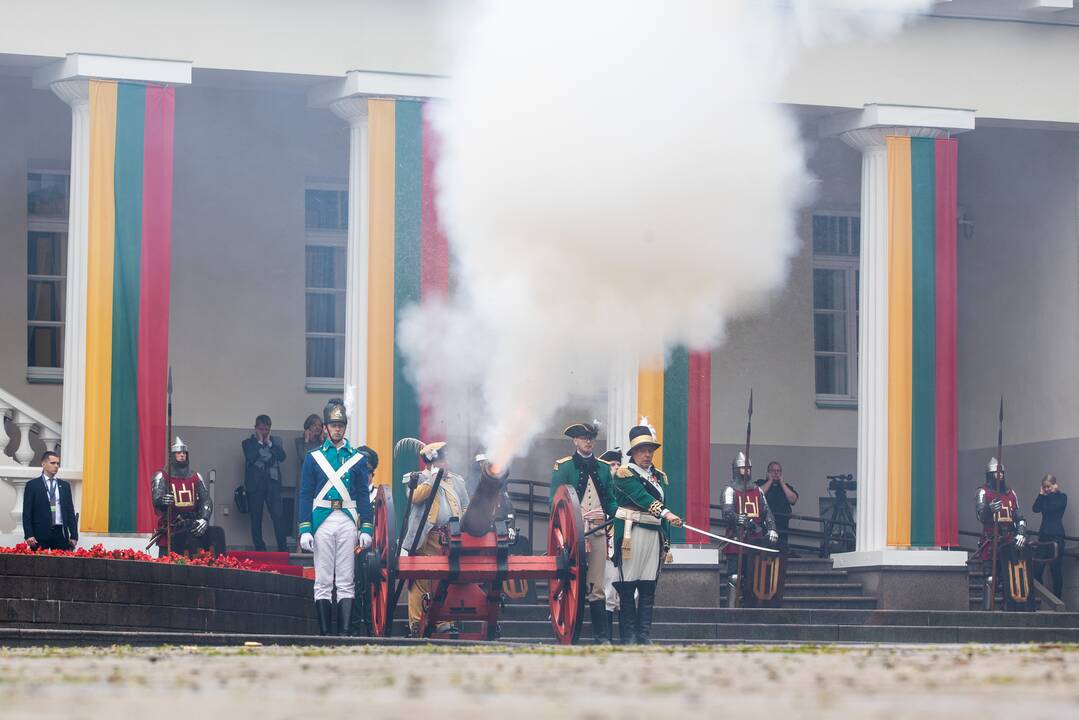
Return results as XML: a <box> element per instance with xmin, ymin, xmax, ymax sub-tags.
<box><xmin>0</xmin><ymin>387</ymin><xmax>61</xmax><ymax>439</ymax></box>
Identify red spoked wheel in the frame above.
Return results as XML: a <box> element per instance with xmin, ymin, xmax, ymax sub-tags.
<box><xmin>547</xmin><ymin>484</ymin><xmax>586</xmax><ymax>645</ymax></box>
<box><xmin>368</xmin><ymin>486</ymin><xmax>397</xmax><ymax>637</ymax></box>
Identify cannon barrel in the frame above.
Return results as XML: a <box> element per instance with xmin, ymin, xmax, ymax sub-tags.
<box><xmin>460</xmin><ymin>461</ymin><xmax>510</xmax><ymax>536</ymax></box>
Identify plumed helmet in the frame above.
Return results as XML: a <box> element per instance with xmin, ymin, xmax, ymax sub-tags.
<box><xmin>323</xmin><ymin>398</ymin><xmax>347</xmax><ymax>426</ymax></box>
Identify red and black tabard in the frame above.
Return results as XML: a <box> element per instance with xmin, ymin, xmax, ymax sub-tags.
<box><xmin>724</xmin><ymin>486</ymin><xmax>766</xmax><ymax>555</ymax></box>
<box><xmin>976</xmin><ymin>485</ymin><xmax>1020</xmax><ymax>560</ymax></box>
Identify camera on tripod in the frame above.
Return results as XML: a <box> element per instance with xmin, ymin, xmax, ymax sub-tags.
<box><xmin>827</xmin><ymin>474</ymin><xmax>856</xmax><ymax>493</ymax></box>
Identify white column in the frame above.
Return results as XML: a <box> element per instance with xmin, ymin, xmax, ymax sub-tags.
<box><xmin>331</xmin><ymin>98</ymin><xmax>371</xmax><ymax>443</ymax></box>
<box><xmin>606</xmin><ymin>357</ymin><xmax>639</xmax><ymax>458</ymax></box>
<box><xmin>822</xmin><ymin>105</ymin><xmax>973</xmax><ymax>565</ymax></box>
<box><xmin>51</xmin><ymin>79</ymin><xmax>90</xmax><ymax>473</ymax></box>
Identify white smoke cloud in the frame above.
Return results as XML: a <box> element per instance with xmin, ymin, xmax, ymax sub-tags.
<box><xmin>399</xmin><ymin>0</ymin><xmax>930</xmax><ymax>467</ymax></box>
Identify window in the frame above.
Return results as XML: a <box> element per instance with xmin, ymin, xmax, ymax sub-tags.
<box><xmin>305</xmin><ymin>184</ymin><xmax>348</xmax><ymax>391</ymax></box>
<box><xmin>812</xmin><ymin>213</ymin><xmax>859</xmax><ymax>406</ymax></box>
<box><xmin>27</xmin><ymin>171</ymin><xmax>69</xmax><ymax>382</ymax></box>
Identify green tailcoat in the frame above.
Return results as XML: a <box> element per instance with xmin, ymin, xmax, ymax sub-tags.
<box><xmin>611</xmin><ymin>464</ymin><xmax>671</xmax><ymax>567</ymax></box>
<box><xmin>549</xmin><ymin>454</ymin><xmax>617</xmax><ymax>516</ymax></box>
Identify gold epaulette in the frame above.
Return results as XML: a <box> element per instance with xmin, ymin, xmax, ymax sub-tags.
<box><xmin>653</xmin><ymin>468</ymin><xmax>668</xmax><ymax>486</ymax></box>
<box><xmin>616</xmin><ymin>466</ymin><xmax>633</xmax><ymax>478</ymax></box>
<box><xmin>553</xmin><ymin>456</ymin><xmax>572</xmax><ymax>470</ymax></box>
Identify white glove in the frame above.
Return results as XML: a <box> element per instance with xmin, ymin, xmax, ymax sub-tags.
<box><xmin>192</xmin><ymin>519</ymin><xmax>208</xmax><ymax>536</ymax></box>
<box><xmin>767</xmin><ymin>530</ymin><xmax>779</xmax><ymax>544</ymax></box>
<box><xmin>1015</xmin><ymin>533</ymin><xmax>1026</xmax><ymax>549</ymax></box>
<box><xmin>357</xmin><ymin>532</ymin><xmax>373</xmax><ymax>550</ymax></box>
<box><xmin>299</xmin><ymin>532</ymin><xmax>314</xmax><ymax>552</ymax></box>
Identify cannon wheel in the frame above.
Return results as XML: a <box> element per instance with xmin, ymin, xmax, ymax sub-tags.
<box><xmin>547</xmin><ymin>484</ymin><xmax>586</xmax><ymax>645</ymax></box>
<box><xmin>369</xmin><ymin>486</ymin><xmax>397</xmax><ymax>637</ymax></box>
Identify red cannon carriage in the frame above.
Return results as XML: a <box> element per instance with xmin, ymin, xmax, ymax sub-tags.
<box><xmin>365</xmin><ymin>463</ymin><xmax>587</xmax><ymax>643</ymax></box>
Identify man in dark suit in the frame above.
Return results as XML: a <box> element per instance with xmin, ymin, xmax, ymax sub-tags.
<box><xmin>241</xmin><ymin>414</ymin><xmax>288</xmax><ymax>551</ymax></box>
<box><xmin>23</xmin><ymin>451</ymin><xmax>78</xmax><ymax>551</ymax></box>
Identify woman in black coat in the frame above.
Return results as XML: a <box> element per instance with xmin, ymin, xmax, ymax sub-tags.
<box><xmin>1032</xmin><ymin>474</ymin><xmax>1068</xmax><ymax>601</ymax></box>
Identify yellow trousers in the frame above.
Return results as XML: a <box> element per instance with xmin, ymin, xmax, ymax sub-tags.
<box><xmin>408</xmin><ymin>531</ymin><xmax>443</xmax><ymax>632</ymax></box>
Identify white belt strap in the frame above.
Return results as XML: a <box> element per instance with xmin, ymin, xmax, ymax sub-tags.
<box><xmin>312</xmin><ymin>450</ymin><xmax>364</xmax><ymax>510</ymax></box>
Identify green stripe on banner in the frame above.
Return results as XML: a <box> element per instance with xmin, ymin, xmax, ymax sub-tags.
<box><xmin>108</xmin><ymin>82</ymin><xmax>145</xmax><ymax>532</ymax></box>
<box><xmin>663</xmin><ymin>347</ymin><xmax>689</xmax><ymax>544</ymax></box>
<box><xmin>910</xmin><ymin>136</ymin><xmax>937</xmax><ymax>547</ymax></box>
<box><xmin>391</xmin><ymin>100</ymin><xmax>423</xmax><ymax>518</ymax></box>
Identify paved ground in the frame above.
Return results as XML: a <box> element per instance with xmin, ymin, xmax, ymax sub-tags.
<box><xmin>0</xmin><ymin>643</ymin><xmax>1076</xmax><ymax>719</ymax></box>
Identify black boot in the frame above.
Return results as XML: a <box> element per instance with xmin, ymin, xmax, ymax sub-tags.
<box><xmin>607</xmin><ymin>610</ymin><xmax>616</xmax><ymax>642</ymax></box>
<box><xmin>614</xmin><ymin>582</ymin><xmax>638</xmax><ymax>645</ymax></box>
<box><xmin>589</xmin><ymin>600</ymin><xmax>611</xmax><ymax>645</ymax></box>
<box><xmin>315</xmin><ymin>600</ymin><xmax>333</xmax><ymax>636</ymax></box>
<box><xmin>338</xmin><ymin>598</ymin><xmax>354</xmax><ymax>637</ymax></box>
<box><xmin>636</xmin><ymin>581</ymin><xmax>656</xmax><ymax>645</ymax></box>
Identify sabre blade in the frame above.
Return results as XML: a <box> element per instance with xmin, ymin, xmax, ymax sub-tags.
<box><xmin>681</xmin><ymin>522</ymin><xmax>778</xmax><ymax>553</ymax></box>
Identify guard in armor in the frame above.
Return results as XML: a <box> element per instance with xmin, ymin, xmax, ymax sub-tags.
<box><xmin>611</xmin><ymin>420</ymin><xmax>683</xmax><ymax>644</ymax></box>
<box><xmin>975</xmin><ymin>458</ymin><xmax>1033</xmax><ymax>611</ymax></box>
<box><xmin>551</xmin><ymin>422</ymin><xmax>617</xmax><ymax>644</ymax></box>
<box><xmin>297</xmin><ymin>399</ymin><xmax>374</xmax><ymax>636</ymax></box>
<box><xmin>723</xmin><ymin>452</ymin><xmax>780</xmax><ymax>607</ymax></box>
<box><xmin>400</xmin><ymin>440</ymin><xmax>471</xmax><ymax>636</ymax></box>
<box><xmin>151</xmin><ymin>437</ymin><xmax>213</xmax><ymax>556</ymax></box>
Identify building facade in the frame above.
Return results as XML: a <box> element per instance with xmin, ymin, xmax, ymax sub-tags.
<box><xmin>1</xmin><ymin>1</ymin><xmax>1077</xmax><ymax>604</ymax></box>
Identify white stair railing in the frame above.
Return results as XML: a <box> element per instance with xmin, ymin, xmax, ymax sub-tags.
<box><xmin>0</xmin><ymin>387</ymin><xmax>74</xmax><ymax>533</ymax></box>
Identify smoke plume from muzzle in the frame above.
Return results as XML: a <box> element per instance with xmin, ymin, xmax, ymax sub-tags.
<box><xmin>399</xmin><ymin>0</ymin><xmax>930</xmax><ymax>466</ymax></box>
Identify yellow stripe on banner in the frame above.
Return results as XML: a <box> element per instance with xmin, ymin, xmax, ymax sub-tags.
<box><xmin>81</xmin><ymin>80</ymin><xmax>118</xmax><ymax>532</ymax></box>
<box><xmin>886</xmin><ymin>136</ymin><xmax>913</xmax><ymax>547</ymax></box>
<box><xmin>366</xmin><ymin>99</ymin><xmax>396</xmax><ymax>487</ymax></box>
<box><xmin>637</xmin><ymin>362</ymin><xmax>665</xmax><ymax>469</ymax></box>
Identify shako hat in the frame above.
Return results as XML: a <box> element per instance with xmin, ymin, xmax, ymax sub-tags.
<box><xmin>564</xmin><ymin>422</ymin><xmax>599</xmax><ymax>440</ymax></box>
<box><xmin>323</xmin><ymin>398</ymin><xmax>347</xmax><ymax>426</ymax></box>
<box><xmin>627</xmin><ymin>418</ymin><xmax>660</xmax><ymax>453</ymax></box>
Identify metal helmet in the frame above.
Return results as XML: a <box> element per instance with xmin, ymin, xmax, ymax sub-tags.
<box><xmin>323</xmin><ymin>398</ymin><xmax>347</xmax><ymax>426</ymax></box>
<box><xmin>985</xmin><ymin>456</ymin><xmax>1005</xmax><ymax>488</ymax></box>
<box><xmin>171</xmin><ymin>436</ymin><xmax>189</xmax><ymax>453</ymax></box>
<box><xmin>731</xmin><ymin>451</ymin><xmax>751</xmax><ymax>482</ymax></box>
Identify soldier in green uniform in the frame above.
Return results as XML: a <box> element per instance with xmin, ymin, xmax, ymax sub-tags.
<box><xmin>551</xmin><ymin>422</ymin><xmax>617</xmax><ymax>644</ymax></box>
<box><xmin>612</xmin><ymin>420</ymin><xmax>683</xmax><ymax>644</ymax></box>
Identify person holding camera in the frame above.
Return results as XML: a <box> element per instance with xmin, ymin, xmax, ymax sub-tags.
<box><xmin>756</xmin><ymin>461</ymin><xmax>798</xmax><ymax>553</ymax></box>
<box><xmin>1033</xmin><ymin>474</ymin><xmax>1067</xmax><ymax>602</ymax></box>
<box><xmin>241</xmin><ymin>414</ymin><xmax>288</xmax><ymax>552</ymax></box>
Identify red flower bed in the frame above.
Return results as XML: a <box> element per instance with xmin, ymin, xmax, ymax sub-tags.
<box><xmin>0</xmin><ymin>543</ymin><xmax>275</xmax><ymax>572</ymax></box>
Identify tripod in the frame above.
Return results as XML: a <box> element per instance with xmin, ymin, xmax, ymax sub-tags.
<box><xmin>819</xmin><ymin>474</ymin><xmax>856</xmax><ymax>558</ymax></box>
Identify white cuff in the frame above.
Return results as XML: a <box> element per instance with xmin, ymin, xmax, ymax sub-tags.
<box><xmin>660</xmin><ymin>509</ymin><xmax>672</xmax><ymax>519</ymax></box>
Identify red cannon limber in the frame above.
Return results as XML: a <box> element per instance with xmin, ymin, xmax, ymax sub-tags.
<box><xmin>366</xmin><ymin>461</ymin><xmax>586</xmax><ymax>643</ymax></box>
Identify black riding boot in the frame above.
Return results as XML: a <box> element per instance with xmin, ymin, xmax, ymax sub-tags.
<box><xmin>636</xmin><ymin>581</ymin><xmax>657</xmax><ymax>645</ymax></box>
<box><xmin>614</xmin><ymin>582</ymin><xmax>638</xmax><ymax>645</ymax></box>
<box><xmin>338</xmin><ymin>598</ymin><xmax>354</xmax><ymax>636</ymax></box>
<box><xmin>607</xmin><ymin>610</ymin><xmax>616</xmax><ymax>642</ymax></box>
<box><xmin>589</xmin><ymin>600</ymin><xmax>611</xmax><ymax>644</ymax></box>
<box><xmin>315</xmin><ymin>600</ymin><xmax>333</xmax><ymax>636</ymax></box>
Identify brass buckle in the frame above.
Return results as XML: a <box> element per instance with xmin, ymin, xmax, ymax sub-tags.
<box><xmin>330</xmin><ymin>499</ymin><xmax>343</xmax><ymax>510</ymax></box>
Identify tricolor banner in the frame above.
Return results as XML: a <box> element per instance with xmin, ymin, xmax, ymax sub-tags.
<box><xmin>81</xmin><ymin>80</ymin><xmax>175</xmax><ymax>533</ymax></box>
<box><xmin>637</xmin><ymin>348</ymin><xmax>712</xmax><ymax>543</ymax></box>
<box><xmin>366</xmin><ymin>99</ymin><xmax>449</xmax><ymax>515</ymax></box>
<box><xmin>885</xmin><ymin>135</ymin><xmax>959</xmax><ymax>549</ymax></box>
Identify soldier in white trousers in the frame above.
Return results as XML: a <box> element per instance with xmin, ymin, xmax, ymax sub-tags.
<box><xmin>297</xmin><ymin>399</ymin><xmax>375</xmax><ymax>636</ymax></box>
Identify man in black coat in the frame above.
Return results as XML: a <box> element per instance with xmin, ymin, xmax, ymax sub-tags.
<box><xmin>23</xmin><ymin>451</ymin><xmax>78</xmax><ymax>551</ymax></box>
<box><xmin>241</xmin><ymin>414</ymin><xmax>288</xmax><ymax>551</ymax></box>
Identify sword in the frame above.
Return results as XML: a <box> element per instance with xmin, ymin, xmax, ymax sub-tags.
<box><xmin>681</xmin><ymin>522</ymin><xmax>778</xmax><ymax>553</ymax></box>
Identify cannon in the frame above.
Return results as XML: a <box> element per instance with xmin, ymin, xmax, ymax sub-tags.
<box><xmin>365</xmin><ymin>462</ymin><xmax>586</xmax><ymax>643</ymax></box>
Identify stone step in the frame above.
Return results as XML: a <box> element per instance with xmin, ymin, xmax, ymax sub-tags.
<box><xmin>494</xmin><ymin>620</ymin><xmax>1079</xmax><ymax>644</ymax></box>
<box><xmin>780</xmin><ymin>596</ymin><xmax>878</xmax><ymax>609</ymax></box>
<box><xmin>782</xmin><ymin>583</ymin><xmax>867</xmax><ymax>598</ymax></box>
<box><xmin>785</xmin><ymin>570</ymin><xmax>850</xmax><ymax>583</ymax></box>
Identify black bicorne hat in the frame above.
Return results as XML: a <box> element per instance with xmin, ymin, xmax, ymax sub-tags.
<box><xmin>564</xmin><ymin>422</ymin><xmax>599</xmax><ymax>440</ymax></box>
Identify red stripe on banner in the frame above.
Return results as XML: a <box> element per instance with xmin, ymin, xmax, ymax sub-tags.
<box><xmin>685</xmin><ymin>350</ymin><xmax>712</xmax><ymax>543</ymax></box>
<box><xmin>135</xmin><ymin>86</ymin><xmax>175</xmax><ymax>532</ymax></box>
<box><xmin>419</xmin><ymin>104</ymin><xmax>449</xmax><ymax>440</ymax></box>
<box><xmin>933</xmin><ymin>137</ymin><xmax>958</xmax><ymax>548</ymax></box>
